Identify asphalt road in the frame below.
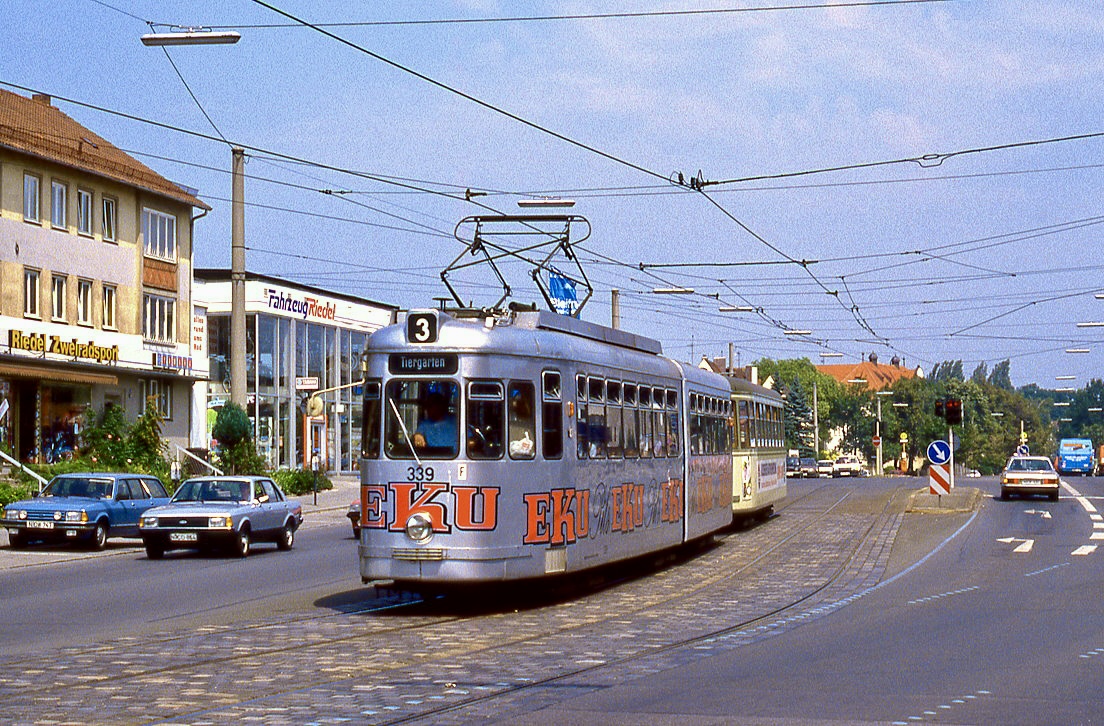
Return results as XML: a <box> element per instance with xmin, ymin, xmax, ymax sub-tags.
<box><xmin>526</xmin><ymin>476</ymin><xmax>1104</xmax><ymax>725</ymax></box>
<box><xmin>2</xmin><ymin>475</ymin><xmax>1102</xmax><ymax>725</ymax></box>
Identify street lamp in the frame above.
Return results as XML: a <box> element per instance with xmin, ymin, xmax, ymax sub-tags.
<box><xmin>652</xmin><ymin>287</ymin><xmax>695</xmax><ymax>294</ymax></box>
<box><xmin>141</xmin><ymin>28</ymin><xmax>241</xmax><ymax>46</ymax></box>
<box><xmin>141</xmin><ymin>28</ymin><xmax>246</xmax><ymax>409</ymax></box>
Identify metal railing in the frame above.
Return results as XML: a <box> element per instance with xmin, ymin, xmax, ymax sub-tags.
<box><xmin>173</xmin><ymin>444</ymin><xmax>224</xmax><ymax>477</ymax></box>
<box><xmin>0</xmin><ymin>448</ymin><xmax>49</xmax><ymax>491</ymax></box>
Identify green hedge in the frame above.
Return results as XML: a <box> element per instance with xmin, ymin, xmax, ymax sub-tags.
<box><xmin>272</xmin><ymin>468</ymin><xmax>334</xmax><ymax>496</ymax></box>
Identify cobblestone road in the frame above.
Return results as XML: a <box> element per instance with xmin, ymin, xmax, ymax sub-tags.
<box><xmin>0</xmin><ymin>482</ymin><xmax>920</xmax><ymax>725</ymax></box>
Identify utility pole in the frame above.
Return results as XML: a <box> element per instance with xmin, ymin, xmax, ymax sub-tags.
<box><xmin>813</xmin><ymin>380</ymin><xmax>819</xmax><ymax>456</ymax></box>
<box><xmin>611</xmin><ymin>289</ymin><xmax>620</xmax><ymax>329</ymax></box>
<box><xmin>230</xmin><ymin>147</ymin><xmax>246</xmax><ymax>408</ymax></box>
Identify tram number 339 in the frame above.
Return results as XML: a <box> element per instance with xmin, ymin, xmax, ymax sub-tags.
<box><xmin>407</xmin><ymin>312</ymin><xmax>438</xmax><ymax>343</ymax></box>
<box><xmin>407</xmin><ymin>466</ymin><xmax>435</xmax><ymax>482</ymax></box>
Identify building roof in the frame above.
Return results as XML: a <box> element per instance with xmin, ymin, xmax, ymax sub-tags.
<box><xmin>817</xmin><ymin>360</ymin><xmax>921</xmax><ymax>390</ymax></box>
<box><xmin>194</xmin><ymin>268</ymin><xmax>399</xmax><ymax>312</ymax></box>
<box><xmin>0</xmin><ymin>89</ymin><xmax>209</xmax><ymax>210</ymax></box>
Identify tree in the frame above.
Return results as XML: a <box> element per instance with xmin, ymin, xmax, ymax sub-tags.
<box><xmin>970</xmin><ymin>362</ymin><xmax>988</xmax><ymax>385</ymax></box>
<box><xmin>211</xmin><ymin>402</ymin><xmax>265</xmax><ymax>475</ymax></box>
<box><xmin>782</xmin><ymin>376</ymin><xmax>815</xmax><ymax>454</ymax></box>
<box><xmin>988</xmin><ymin>359</ymin><xmax>1013</xmax><ymax>390</ymax></box>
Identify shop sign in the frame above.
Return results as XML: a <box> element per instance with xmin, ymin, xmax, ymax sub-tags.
<box><xmin>264</xmin><ymin>287</ymin><xmax>336</xmax><ymax>322</ymax></box>
<box><xmin>191</xmin><ymin>312</ymin><xmax>206</xmax><ymax>354</ymax></box>
<box><xmin>9</xmin><ymin>329</ymin><xmax>119</xmax><ymax>364</ymax></box>
<box><xmin>152</xmin><ymin>352</ymin><xmax>194</xmax><ymax>372</ymax></box>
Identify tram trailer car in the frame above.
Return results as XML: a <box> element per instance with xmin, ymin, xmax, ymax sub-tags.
<box><xmin>356</xmin><ymin>308</ymin><xmax>734</xmax><ymax>586</ymax></box>
<box><xmin>728</xmin><ymin>377</ymin><xmax>787</xmax><ymax>521</ymax></box>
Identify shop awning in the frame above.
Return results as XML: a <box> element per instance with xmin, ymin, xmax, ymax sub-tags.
<box><xmin>0</xmin><ymin>361</ymin><xmax>118</xmax><ymax>386</ymax></box>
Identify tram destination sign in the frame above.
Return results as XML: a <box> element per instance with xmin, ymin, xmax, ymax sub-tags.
<box><xmin>389</xmin><ymin>353</ymin><xmax>458</xmax><ymax>375</ymax></box>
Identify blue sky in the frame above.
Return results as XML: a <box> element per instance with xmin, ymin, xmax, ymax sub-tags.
<box><xmin>6</xmin><ymin>1</ymin><xmax>1104</xmax><ymax>387</ymax></box>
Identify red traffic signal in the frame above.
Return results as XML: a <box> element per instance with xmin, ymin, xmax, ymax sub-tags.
<box><xmin>934</xmin><ymin>400</ymin><xmax>945</xmax><ymax>418</ymax></box>
<box><xmin>945</xmin><ymin>398</ymin><xmax>962</xmax><ymax>425</ymax></box>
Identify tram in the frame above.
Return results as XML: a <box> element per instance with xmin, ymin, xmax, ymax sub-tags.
<box><xmin>356</xmin><ymin>306</ymin><xmax>736</xmax><ymax>586</ymax></box>
<box><xmin>728</xmin><ymin>377</ymin><xmax>787</xmax><ymax>521</ymax></box>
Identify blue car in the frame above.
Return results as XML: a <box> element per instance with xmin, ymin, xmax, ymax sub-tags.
<box><xmin>2</xmin><ymin>473</ymin><xmax>170</xmax><ymax>550</ymax></box>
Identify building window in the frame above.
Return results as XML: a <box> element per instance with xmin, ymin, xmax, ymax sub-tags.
<box><xmin>51</xmin><ymin>180</ymin><xmax>67</xmax><ymax>229</ymax></box>
<box><xmin>77</xmin><ymin>279</ymin><xmax>93</xmax><ymax>325</ymax></box>
<box><xmin>77</xmin><ymin>189</ymin><xmax>93</xmax><ymax>235</ymax></box>
<box><xmin>103</xmin><ymin>284</ymin><xmax>117</xmax><ymax>329</ymax></box>
<box><xmin>140</xmin><ymin>379</ymin><xmax>173</xmax><ymax>420</ymax></box>
<box><xmin>143</xmin><ymin>293</ymin><xmax>175</xmax><ymax>342</ymax></box>
<box><xmin>23</xmin><ymin>174</ymin><xmax>40</xmax><ymax>222</ymax></box>
<box><xmin>23</xmin><ymin>268</ymin><xmax>40</xmax><ymax>317</ymax></box>
<box><xmin>102</xmin><ymin>197</ymin><xmax>117</xmax><ymax>242</ymax></box>
<box><xmin>51</xmin><ymin>275</ymin><xmax>67</xmax><ymax>322</ymax></box>
<box><xmin>142</xmin><ymin>208</ymin><xmax>176</xmax><ymax>260</ymax></box>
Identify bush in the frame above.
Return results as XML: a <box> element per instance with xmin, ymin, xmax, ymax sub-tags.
<box><xmin>273</xmin><ymin>468</ymin><xmax>333</xmax><ymax>496</ymax></box>
<box><xmin>0</xmin><ymin>478</ymin><xmax>38</xmax><ymax>506</ymax></box>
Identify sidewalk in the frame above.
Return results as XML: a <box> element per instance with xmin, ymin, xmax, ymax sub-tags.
<box><xmin>293</xmin><ymin>472</ymin><xmax>360</xmax><ymax>515</ymax></box>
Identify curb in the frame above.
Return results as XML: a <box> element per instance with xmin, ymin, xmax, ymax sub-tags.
<box><xmin>906</xmin><ymin>486</ymin><xmax>984</xmax><ymax>514</ymax></box>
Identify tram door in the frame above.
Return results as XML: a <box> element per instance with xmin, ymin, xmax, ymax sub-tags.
<box><xmin>303</xmin><ymin>417</ymin><xmax>326</xmax><ymax>469</ymax></box>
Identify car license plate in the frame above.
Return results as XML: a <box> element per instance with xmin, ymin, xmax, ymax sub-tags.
<box><xmin>169</xmin><ymin>532</ymin><xmax>198</xmax><ymax>542</ymax></box>
<box><xmin>27</xmin><ymin>521</ymin><xmax>54</xmax><ymax>529</ymax></box>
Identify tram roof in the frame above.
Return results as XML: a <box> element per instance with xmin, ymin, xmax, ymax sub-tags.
<box><xmin>725</xmin><ymin>375</ymin><xmax>784</xmax><ymax>401</ymax></box>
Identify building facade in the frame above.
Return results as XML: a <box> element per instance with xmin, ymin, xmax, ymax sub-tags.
<box><xmin>0</xmin><ymin>89</ymin><xmax>209</xmax><ymax>462</ymax></box>
<box><xmin>195</xmin><ymin>270</ymin><xmax>394</xmax><ymax>473</ymax></box>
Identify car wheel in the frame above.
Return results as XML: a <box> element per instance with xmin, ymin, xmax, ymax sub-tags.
<box><xmin>277</xmin><ymin>522</ymin><xmax>295</xmax><ymax>551</ymax></box>
<box><xmin>8</xmin><ymin>531</ymin><xmax>26</xmax><ymax>549</ymax></box>
<box><xmin>232</xmin><ymin>527</ymin><xmax>251</xmax><ymax>558</ymax></box>
<box><xmin>1051</xmin><ymin>491</ymin><xmax>1060</xmax><ymax>502</ymax></box>
<box><xmin>88</xmin><ymin>522</ymin><xmax>108</xmax><ymax>550</ymax></box>
<box><xmin>145</xmin><ymin>544</ymin><xmax>164</xmax><ymax>560</ymax></box>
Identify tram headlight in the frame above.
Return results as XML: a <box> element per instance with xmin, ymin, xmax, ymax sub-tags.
<box><xmin>404</xmin><ymin>512</ymin><xmax>434</xmax><ymax>543</ymax></box>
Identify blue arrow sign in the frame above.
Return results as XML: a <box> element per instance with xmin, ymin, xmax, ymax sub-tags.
<box><xmin>927</xmin><ymin>439</ymin><xmax>951</xmax><ymax>465</ymax></box>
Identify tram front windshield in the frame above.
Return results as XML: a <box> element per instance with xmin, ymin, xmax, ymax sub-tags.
<box><xmin>385</xmin><ymin>380</ymin><xmax>460</xmax><ymax>459</ymax></box>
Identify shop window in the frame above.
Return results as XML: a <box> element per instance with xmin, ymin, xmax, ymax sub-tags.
<box><xmin>77</xmin><ymin>189</ymin><xmax>93</xmax><ymax>236</ymax></box>
<box><xmin>141</xmin><ymin>379</ymin><xmax>173</xmax><ymax>420</ymax></box>
<box><xmin>77</xmin><ymin>279</ymin><xmax>92</xmax><ymax>325</ymax></box>
<box><xmin>51</xmin><ymin>180</ymin><xmax>67</xmax><ymax>229</ymax></box>
<box><xmin>102</xmin><ymin>197</ymin><xmax>116</xmax><ymax>242</ymax></box>
<box><xmin>23</xmin><ymin>173</ymin><xmax>40</xmax><ymax>222</ymax></box>
<box><xmin>142</xmin><ymin>208</ymin><xmax>176</xmax><ymax>260</ymax></box>
<box><xmin>142</xmin><ymin>293</ymin><xmax>175</xmax><ymax>342</ymax></box>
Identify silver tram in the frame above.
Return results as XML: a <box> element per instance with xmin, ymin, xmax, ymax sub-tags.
<box><xmin>356</xmin><ymin>307</ymin><xmax>736</xmax><ymax>585</ymax></box>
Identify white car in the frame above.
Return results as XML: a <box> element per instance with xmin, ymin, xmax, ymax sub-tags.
<box><xmin>999</xmin><ymin>456</ymin><xmax>1059</xmax><ymax>501</ymax></box>
<box><xmin>833</xmin><ymin>456</ymin><xmax>864</xmax><ymax>477</ymax></box>
<box><xmin>817</xmin><ymin>459</ymin><xmax>835</xmax><ymax>478</ymax></box>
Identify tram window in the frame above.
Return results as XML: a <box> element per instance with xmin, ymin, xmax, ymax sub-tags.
<box><xmin>576</xmin><ymin>375</ymin><xmax>588</xmax><ymax>459</ymax></box>
<box><xmin>638</xmin><ymin>386</ymin><xmax>653</xmax><ymax>459</ymax></box>
<box><xmin>651</xmin><ymin>391</ymin><xmax>667</xmax><ymax>457</ymax></box>
<box><xmin>605</xmin><ymin>381</ymin><xmax>623</xmax><ymax>458</ymax></box>
<box><xmin>467</xmin><ymin>380</ymin><xmax>504</xmax><ymax>460</ymax></box>
<box><xmin>507</xmin><ymin>381</ymin><xmax>536</xmax><ymax>460</ymax></box>
<box><xmin>384</xmin><ymin>380</ymin><xmax>459</xmax><ymax>460</ymax></box>
<box><xmin>667</xmin><ymin>400</ymin><xmax>680</xmax><ymax>457</ymax></box>
<box><xmin>623</xmin><ymin>393</ymin><xmax>639</xmax><ymax>458</ymax></box>
<box><xmin>624</xmin><ymin>383</ymin><xmax>637</xmax><ymax>407</ymax></box>
<box><xmin>360</xmin><ymin>380</ymin><xmax>381</xmax><ymax>460</ymax></box>
<box><xmin>737</xmin><ymin>399</ymin><xmax>751</xmax><ymax>449</ymax></box>
<box><xmin>541</xmin><ymin>371</ymin><xmax>563</xmax><ymax>460</ymax></box>
<box><xmin>587</xmin><ymin>377</ymin><xmax>607</xmax><ymax>457</ymax></box>
<box><xmin>543</xmin><ymin>371</ymin><xmax>562</xmax><ymax>401</ymax></box>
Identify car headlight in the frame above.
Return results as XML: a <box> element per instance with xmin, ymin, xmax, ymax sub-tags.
<box><xmin>140</xmin><ymin>516</ymin><xmax>158</xmax><ymax>529</ymax></box>
<box><xmin>64</xmin><ymin>511</ymin><xmax>86</xmax><ymax>523</ymax></box>
<box><xmin>54</xmin><ymin>511</ymin><xmax>63</xmax><ymax>521</ymax></box>
<box><xmin>17</xmin><ymin>510</ymin><xmax>27</xmax><ymax>520</ymax></box>
<box><xmin>404</xmin><ymin>512</ymin><xmax>434</xmax><ymax>543</ymax></box>
<box><xmin>208</xmin><ymin>516</ymin><xmax>232</xmax><ymax>529</ymax></box>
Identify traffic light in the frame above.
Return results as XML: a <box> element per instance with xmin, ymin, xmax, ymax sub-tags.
<box><xmin>944</xmin><ymin>398</ymin><xmax>962</xmax><ymax>425</ymax></box>
<box><xmin>934</xmin><ymin>400</ymin><xmax>945</xmax><ymax>418</ymax></box>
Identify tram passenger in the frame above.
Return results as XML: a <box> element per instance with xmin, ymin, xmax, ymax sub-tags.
<box><xmin>412</xmin><ymin>392</ymin><xmax>457</xmax><ymax>451</ymax></box>
<box><xmin>508</xmin><ymin>384</ymin><xmax>535</xmax><ymax>459</ymax></box>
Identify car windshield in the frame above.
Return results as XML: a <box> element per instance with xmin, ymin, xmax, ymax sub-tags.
<box><xmin>43</xmin><ymin>477</ymin><xmax>113</xmax><ymax>499</ymax></box>
<box><xmin>1007</xmin><ymin>458</ymin><xmax>1054</xmax><ymax>473</ymax></box>
<box><xmin>172</xmin><ymin>480</ymin><xmax>251</xmax><ymax>503</ymax></box>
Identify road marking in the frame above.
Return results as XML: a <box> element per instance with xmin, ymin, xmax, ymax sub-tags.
<box><xmin>997</xmin><ymin>536</ymin><xmax>1034</xmax><ymax>553</ymax></box>
<box><xmin>1025</xmin><ymin>562</ymin><xmax>1070</xmax><ymax>577</ymax></box>
<box><xmin>1024</xmin><ymin>509</ymin><xmax>1052</xmax><ymax>519</ymax></box>
<box><xmin>908</xmin><ymin>585</ymin><xmax>980</xmax><ymax>606</ymax></box>
<box><xmin>1073</xmin><ymin>545</ymin><xmax>1097</xmax><ymax>556</ymax></box>
<box><xmin>1091</xmin><ymin>533</ymin><xmax>1104</xmax><ymax>541</ymax></box>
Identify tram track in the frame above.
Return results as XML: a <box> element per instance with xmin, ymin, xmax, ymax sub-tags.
<box><xmin>0</xmin><ymin>481</ymin><xmax>909</xmax><ymax>725</ymax></box>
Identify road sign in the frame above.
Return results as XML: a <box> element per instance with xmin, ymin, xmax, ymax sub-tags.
<box><xmin>927</xmin><ymin>439</ymin><xmax>951</xmax><ymax>465</ymax></box>
<box><xmin>872</xmin><ymin>435</ymin><xmax>882</xmax><ymax>447</ymax></box>
<box><xmin>900</xmin><ymin>432</ymin><xmax>908</xmax><ymax>443</ymax></box>
<box><xmin>929</xmin><ymin>462</ymin><xmax>951</xmax><ymax>495</ymax></box>
<box><xmin>295</xmin><ymin>376</ymin><xmax>319</xmax><ymax>391</ymax></box>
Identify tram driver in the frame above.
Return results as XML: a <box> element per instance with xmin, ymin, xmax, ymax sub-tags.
<box><xmin>412</xmin><ymin>392</ymin><xmax>457</xmax><ymax>452</ymax></box>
